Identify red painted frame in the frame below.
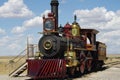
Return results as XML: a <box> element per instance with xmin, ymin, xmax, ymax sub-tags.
<box><xmin>27</xmin><ymin>59</ymin><xmax>66</xmax><ymax>79</ymax></box>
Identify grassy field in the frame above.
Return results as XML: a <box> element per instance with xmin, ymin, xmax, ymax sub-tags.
<box><xmin>0</xmin><ymin>54</ymin><xmax>120</xmax><ymax>75</ymax></box>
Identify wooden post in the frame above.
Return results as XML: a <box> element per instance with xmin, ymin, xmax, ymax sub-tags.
<box><xmin>27</xmin><ymin>37</ymin><xmax>29</xmax><ymax>58</ymax></box>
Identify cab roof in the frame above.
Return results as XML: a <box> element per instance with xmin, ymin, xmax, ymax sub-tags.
<box><xmin>81</xmin><ymin>29</ymin><xmax>99</xmax><ymax>34</ymax></box>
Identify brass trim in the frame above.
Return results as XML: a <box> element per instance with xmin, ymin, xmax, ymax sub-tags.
<box><xmin>43</xmin><ymin>40</ymin><xmax>52</xmax><ymax>50</ymax></box>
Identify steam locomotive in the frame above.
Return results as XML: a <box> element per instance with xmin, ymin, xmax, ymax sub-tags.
<box><xmin>27</xmin><ymin>0</ymin><xmax>106</xmax><ymax>79</ymax></box>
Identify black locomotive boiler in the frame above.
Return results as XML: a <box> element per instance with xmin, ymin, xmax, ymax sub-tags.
<box><xmin>27</xmin><ymin>0</ymin><xmax>107</xmax><ymax>79</ymax></box>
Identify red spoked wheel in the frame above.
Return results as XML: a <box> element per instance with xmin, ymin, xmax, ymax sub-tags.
<box><xmin>86</xmin><ymin>52</ymin><xmax>92</xmax><ymax>72</ymax></box>
<box><xmin>79</xmin><ymin>51</ymin><xmax>86</xmax><ymax>74</ymax></box>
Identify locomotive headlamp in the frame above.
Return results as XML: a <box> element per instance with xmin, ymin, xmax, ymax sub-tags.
<box><xmin>43</xmin><ymin>40</ymin><xmax>52</xmax><ymax>50</ymax></box>
<box><xmin>44</xmin><ymin>19</ymin><xmax>54</xmax><ymax>31</ymax></box>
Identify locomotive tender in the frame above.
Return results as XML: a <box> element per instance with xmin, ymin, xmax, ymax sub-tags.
<box><xmin>27</xmin><ymin>0</ymin><xmax>106</xmax><ymax>79</ymax></box>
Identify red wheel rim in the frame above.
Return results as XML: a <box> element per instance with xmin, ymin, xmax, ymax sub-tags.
<box><xmin>86</xmin><ymin>52</ymin><xmax>92</xmax><ymax>72</ymax></box>
<box><xmin>87</xmin><ymin>59</ymin><xmax>92</xmax><ymax>71</ymax></box>
<box><xmin>80</xmin><ymin>61</ymin><xmax>85</xmax><ymax>73</ymax></box>
<box><xmin>80</xmin><ymin>52</ymin><xmax>86</xmax><ymax>74</ymax></box>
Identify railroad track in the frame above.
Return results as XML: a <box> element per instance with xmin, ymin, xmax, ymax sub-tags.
<box><xmin>104</xmin><ymin>61</ymin><xmax>120</xmax><ymax>67</ymax></box>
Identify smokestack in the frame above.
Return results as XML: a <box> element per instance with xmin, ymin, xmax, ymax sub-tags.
<box><xmin>50</xmin><ymin>0</ymin><xmax>59</xmax><ymax>28</ymax></box>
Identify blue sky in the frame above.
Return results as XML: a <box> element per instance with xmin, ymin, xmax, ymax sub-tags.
<box><xmin>0</xmin><ymin>0</ymin><xmax>120</xmax><ymax>56</ymax></box>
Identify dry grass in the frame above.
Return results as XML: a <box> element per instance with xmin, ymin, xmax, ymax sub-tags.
<box><xmin>0</xmin><ymin>56</ymin><xmax>13</xmax><ymax>74</ymax></box>
<box><xmin>0</xmin><ymin>56</ymin><xmax>26</xmax><ymax>75</ymax></box>
<box><xmin>105</xmin><ymin>54</ymin><xmax>120</xmax><ymax>63</ymax></box>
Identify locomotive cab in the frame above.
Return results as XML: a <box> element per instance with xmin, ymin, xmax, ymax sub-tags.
<box><xmin>81</xmin><ymin>29</ymin><xmax>99</xmax><ymax>51</ymax></box>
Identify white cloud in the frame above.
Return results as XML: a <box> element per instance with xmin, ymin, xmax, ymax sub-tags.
<box><xmin>61</xmin><ymin>0</ymin><xmax>67</xmax><ymax>3</ymax></box>
<box><xmin>104</xmin><ymin>16</ymin><xmax>120</xmax><ymax>30</ymax></box>
<box><xmin>98</xmin><ymin>30</ymin><xmax>120</xmax><ymax>42</ymax></box>
<box><xmin>23</xmin><ymin>16</ymin><xmax>43</xmax><ymax>28</ymax></box>
<box><xmin>0</xmin><ymin>36</ymin><xmax>9</xmax><ymax>46</ymax></box>
<box><xmin>74</xmin><ymin>7</ymin><xmax>120</xmax><ymax>53</ymax></box>
<box><xmin>116</xmin><ymin>10</ymin><xmax>120</xmax><ymax>15</ymax></box>
<box><xmin>97</xmin><ymin>30</ymin><xmax>120</xmax><ymax>53</ymax></box>
<box><xmin>74</xmin><ymin>7</ymin><xmax>116</xmax><ymax>27</ymax></box>
<box><xmin>11</xmin><ymin>10</ymin><xmax>50</xmax><ymax>34</ymax></box>
<box><xmin>0</xmin><ymin>34</ymin><xmax>25</xmax><ymax>47</ymax></box>
<box><xmin>11</xmin><ymin>16</ymin><xmax>43</xmax><ymax>33</ymax></box>
<box><xmin>74</xmin><ymin>7</ymin><xmax>120</xmax><ymax>31</ymax></box>
<box><xmin>8</xmin><ymin>43</ymin><xmax>21</xmax><ymax>50</ymax></box>
<box><xmin>12</xmin><ymin>26</ymin><xmax>25</xmax><ymax>33</ymax></box>
<box><xmin>0</xmin><ymin>34</ymin><xmax>27</xmax><ymax>55</ymax></box>
<box><xmin>0</xmin><ymin>28</ymin><xmax>6</xmax><ymax>34</ymax></box>
<box><xmin>0</xmin><ymin>0</ymin><xmax>34</xmax><ymax>18</ymax></box>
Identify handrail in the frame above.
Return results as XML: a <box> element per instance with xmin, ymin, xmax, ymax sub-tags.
<box><xmin>11</xmin><ymin>49</ymin><xmax>27</xmax><ymax>61</ymax></box>
<box><xmin>5</xmin><ymin>49</ymin><xmax>27</xmax><ymax>67</ymax></box>
<box><xmin>5</xmin><ymin>49</ymin><xmax>27</xmax><ymax>75</ymax></box>
<box><xmin>5</xmin><ymin>44</ymin><xmax>39</xmax><ymax>75</ymax></box>
<box><xmin>15</xmin><ymin>54</ymin><xmax>27</xmax><ymax>63</ymax></box>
